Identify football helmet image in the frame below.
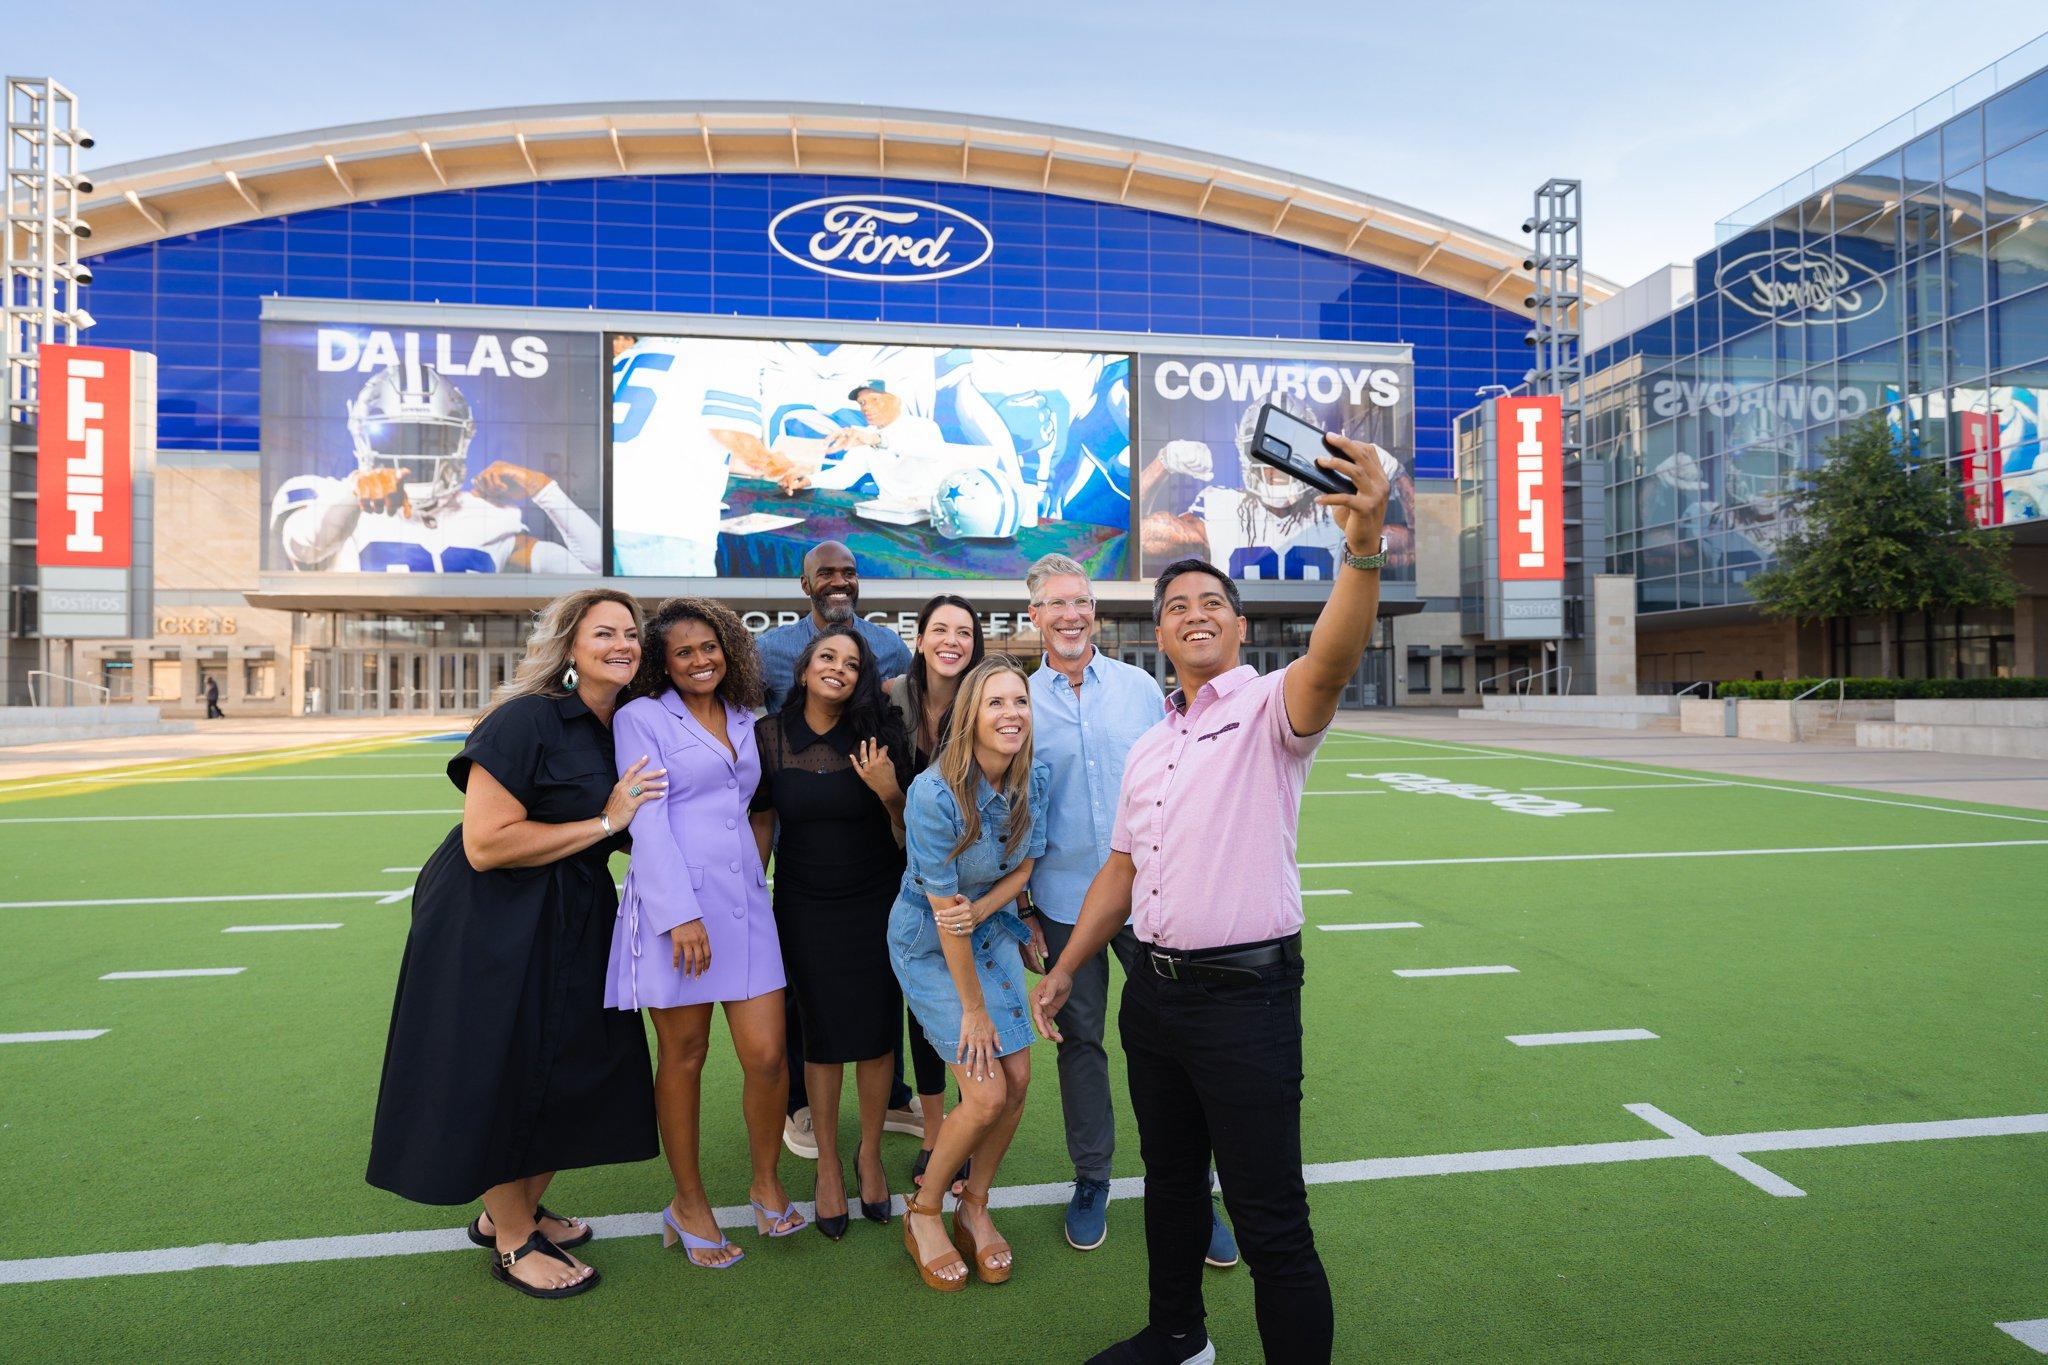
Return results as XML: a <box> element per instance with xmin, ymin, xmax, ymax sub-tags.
<box><xmin>1235</xmin><ymin>392</ymin><xmax>1321</xmax><ymax>512</ymax></box>
<box><xmin>929</xmin><ymin>465</ymin><xmax>1024</xmax><ymax>540</ymax></box>
<box><xmin>347</xmin><ymin>362</ymin><xmax>475</xmax><ymax>514</ymax></box>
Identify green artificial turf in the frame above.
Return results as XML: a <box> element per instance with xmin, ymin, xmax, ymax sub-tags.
<box><xmin>1</xmin><ymin>730</ymin><xmax>2044</xmax><ymax>1362</ymax></box>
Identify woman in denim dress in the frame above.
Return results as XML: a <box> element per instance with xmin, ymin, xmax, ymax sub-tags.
<box><xmin>887</xmin><ymin>657</ymin><xmax>1050</xmax><ymax>1292</ymax></box>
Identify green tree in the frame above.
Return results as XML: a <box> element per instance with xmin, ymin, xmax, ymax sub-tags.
<box><xmin>1745</xmin><ymin>411</ymin><xmax>2015</xmax><ymax>678</ymax></box>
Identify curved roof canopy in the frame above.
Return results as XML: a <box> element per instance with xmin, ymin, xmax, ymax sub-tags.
<box><xmin>80</xmin><ymin>102</ymin><xmax>1615</xmax><ymax>308</ymax></box>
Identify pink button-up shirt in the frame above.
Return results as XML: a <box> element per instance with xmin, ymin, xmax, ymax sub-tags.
<box><xmin>1111</xmin><ymin>662</ymin><xmax>1326</xmax><ymax>951</ymax></box>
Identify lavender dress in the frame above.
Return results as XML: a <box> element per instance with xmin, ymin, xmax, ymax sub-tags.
<box><xmin>605</xmin><ymin>691</ymin><xmax>784</xmax><ymax>1010</ymax></box>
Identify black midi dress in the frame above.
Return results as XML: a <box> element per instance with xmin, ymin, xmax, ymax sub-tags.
<box><xmin>366</xmin><ymin>691</ymin><xmax>657</xmax><ymax>1206</ymax></box>
<box><xmin>752</xmin><ymin>711</ymin><xmax>908</xmax><ymax>1064</ymax></box>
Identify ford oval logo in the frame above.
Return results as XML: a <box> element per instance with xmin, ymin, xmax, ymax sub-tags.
<box><xmin>768</xmin><ymin>195</ymin><xmax>994</xmax><ymax>283</ymax></box>
<box><xmin>1715</xmin><ymin>248</ymin><xmax>1886</xmax><ymax>327</ymax></box>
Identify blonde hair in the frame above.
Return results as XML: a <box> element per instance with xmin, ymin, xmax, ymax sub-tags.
<box><xmin>935</xmin><ymin>656</ymin><xmax>1035</xmax><ymax>862</ymax></box>
<box><xmin>477</xmin><ymin>588</ymin><xmax>644</xmax><ymax>723</ymax></box>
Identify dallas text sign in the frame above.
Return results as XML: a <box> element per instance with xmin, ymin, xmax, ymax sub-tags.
<box><xmin>36</xmin><ymin>344</ymin><xmax>134</xmax><ymax>569</ymax></box>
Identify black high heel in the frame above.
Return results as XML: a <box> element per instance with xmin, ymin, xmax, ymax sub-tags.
<box><xmin>857</xmin><ymin>1142</ymin><xmax>892</xmax><ymax>1225</ymax></box>
<box><xmin>814</xmin><ymin>1166</ymin><xmax>849</xmax><ymax>1241</ymax></box>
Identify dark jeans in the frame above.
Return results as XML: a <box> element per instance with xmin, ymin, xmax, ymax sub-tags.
<box><xmin>1120</xmin><ymin>936</ymin><xmax>1331</xmax><ymax>1362</ymax></box>
<box><xmin>785</xmin><ymin>994</ymin><xmax>921</xmax><ymax>1116</ymax></box>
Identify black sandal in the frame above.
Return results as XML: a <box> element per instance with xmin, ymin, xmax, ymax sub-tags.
<box><xmin>467</xmin><ymin>1205</ymin><xmax>593</xmax><ymax>1251</ymax></box>
<box><xmin>488</xmin><ymin>1231</ymin><xmax>599</xmax><ymax>1299</ymax></box>
<box><xmin>535</xmin><ymin>1203</ymin><xmax>593</xmax><ymax>1250</ymax></box>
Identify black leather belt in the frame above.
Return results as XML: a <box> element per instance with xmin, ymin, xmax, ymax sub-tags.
<box><xmin>1141</xmin><ymin>934</ymin><xmax>1301</xmax><ymax>984</ymax></box>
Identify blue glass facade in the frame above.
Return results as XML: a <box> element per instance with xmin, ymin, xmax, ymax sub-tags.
<box><xmin>1579</xmin><ymin>66</ymin><xmax>2048</xmax><ymax>622</ymax></box>
<box><xmin>78</xmin><ymin>173</ymin><xmax>1533</xmax><ymax>478</ymax></box>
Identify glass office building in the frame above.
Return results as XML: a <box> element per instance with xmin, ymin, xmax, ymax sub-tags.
<box><xmin>1464</xmin><ymin>45</ymin><xmax>2048</xmax><ymax>686</ymax></box>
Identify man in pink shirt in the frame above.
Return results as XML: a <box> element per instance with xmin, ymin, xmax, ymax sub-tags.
<box><xmin>1034</xmin><ymin>431</ymin><xmax>1389</xmax><ymax>1365</ymax></box>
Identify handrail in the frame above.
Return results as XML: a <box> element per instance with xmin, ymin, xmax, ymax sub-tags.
<box><xmin>27</xmin><ymin>671</ymin><xmax>111</xmax><ymax>708</ymax></box>
<box><xmin>1674</xmin><ymin>680</ymin><xmax>1715</xmax><ymax>700</ymax></box>
<box><xmin>1788</xmin><ymin>677</ymin><xmax>1844</xmax><ymax>741</ymax></box>
<box><xmin>1478</xmin><ymin>666</ymin><xmax>1532</xmax><ymax>695</ymax></box>
<box><xmin>1516</xmin><ymin>664</ymin><xmax>1575</xmax><ymax>697</ymax></box>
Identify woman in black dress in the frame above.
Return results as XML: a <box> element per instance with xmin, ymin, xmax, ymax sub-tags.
<box><xmin>749</xmin><ymin>625</ymin><xmax>911</xmax><ymax>1240</ymax></box>
<box><xmin>367</xmin><ymin>588</ymin><xmax>663</xmax><ymax>1299</ymax></box>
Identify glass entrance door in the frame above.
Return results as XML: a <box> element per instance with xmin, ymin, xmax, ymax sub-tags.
<box><xmin>434</xmin><ymin>651</ymin><xmax>484</xmax><ymax>713</ymax></box>
<box><xmin>336</xmin><ymin>651</ymin><xmax>380</xmax><ymax>714</ymax></box>
<box><xmin>384</xmin><ymin>651</ymin><xmax>428</xmax><ymax>713</ymax></box>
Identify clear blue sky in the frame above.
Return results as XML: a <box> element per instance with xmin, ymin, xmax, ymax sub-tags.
<box><xmin>11</xmin><ymin>1</ymin><xmax>2046</xmax><ymax>283</ymax></box>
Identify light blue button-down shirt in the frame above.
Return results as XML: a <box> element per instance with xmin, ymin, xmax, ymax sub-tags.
<box><xmin>1027</xmin><ymin>649</ymin><xmax>1165</xmax><ymax>924</ymax></box>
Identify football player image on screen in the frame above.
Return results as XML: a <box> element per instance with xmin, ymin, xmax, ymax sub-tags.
<box><xmin>270</xmin><ymin>362</ymin><xmax>600</xmax><ymax>574</ymax></box>
<box><xmin>610</xmin><ymin>337</ymin><xmax>807</xmax><ymax>576</ymax></box>
<box><xmin>1140</xmin><ymin>393</ymin><xmax>1415</xmax><ymax>580</ymax></box>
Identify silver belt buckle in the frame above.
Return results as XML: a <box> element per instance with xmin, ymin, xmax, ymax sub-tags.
<box><xmin>1150</xmin><ymin>950</ymin><xmax>1179</xmax><ymax>981</ymax></box>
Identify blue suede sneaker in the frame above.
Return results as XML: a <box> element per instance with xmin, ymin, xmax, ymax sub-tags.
<box><xmin>1203</xmin><ymin>1195</ymin><xmax>1238</xmax><ymax>1268</ymax></box>
<box><xmin>1065</xmin><ymin>1177</ymin><xmax>1111</xmax><ymax>1250</ymax></box>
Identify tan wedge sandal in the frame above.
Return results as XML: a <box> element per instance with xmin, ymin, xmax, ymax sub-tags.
<box><xmin>903</xmin><ymin>1196</ymin><xmax>969</xmax><ymax>1292</ymax></box>
<box><xmin>950</xmin><ymin>1189</ymin><xmax>1013</xmax><ymax>1285</ymax></box>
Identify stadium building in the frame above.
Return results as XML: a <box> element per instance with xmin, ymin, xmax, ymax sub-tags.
<box><xmin>12</xmin><ymin>104</ymin><xmax>1592</xmax><ymax>717</ymax></box>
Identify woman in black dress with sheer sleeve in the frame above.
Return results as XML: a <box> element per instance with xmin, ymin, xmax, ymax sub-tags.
<box><xmin>367</xmin><ymin>589</ymin><xmax>663</xmax><ymax>1300</ymax></box>
<box><xmin>749</xmin><ymin>625</ymin><xmax>911</xmax><ymax>1240</ymax></box>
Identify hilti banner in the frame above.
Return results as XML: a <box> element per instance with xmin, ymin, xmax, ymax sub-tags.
<box><xmin>36</xmin><ymin>344</ymin><xmax>134</xmax><ymax>568</ymax></box>
<box><xmin>1496</xmin><ymin>395</ymin><xmax>1563</xmax><ymax>581</ymax></box>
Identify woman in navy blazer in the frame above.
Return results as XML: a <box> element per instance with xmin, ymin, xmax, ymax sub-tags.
<box><xmin>607</xmin><ymin>597</ymin><xmax>804</xmax><ymax>1268</ymax></box>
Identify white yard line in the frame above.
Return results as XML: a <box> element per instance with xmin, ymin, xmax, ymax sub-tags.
<box><xmin>100</xmin><ymin>968</ymin><xmax>245</xmax><ymax>981</ymax></box>
<box><xmin>1996</xmin><ymin>1320</ymin><xmax>2048</xmax><ymax>1353</ymax></box>
<box><xmin>5</xmin><ymin>1105</ymin><xmax>2039</xmax><ymax>1284</ymax></box>
<box><xmin>1319</xmin><ymin>921</ymin><xmax>1423</xmax><ymax>932</ymax></box>
<box><xmin>222</xmin><ymin>924</ymin><xmax>343</xmax><ymax>934</ymax></box>
<box><xmin>1510</xmin><ymin>1029</ymin><xmax>1659</xmax><ymax>1047</ymax></box>
<box><xmin>0</xmin><ymin>809</ymin><xmax>459</xmax><ymax>826</ymax></box>
<box><xmin>0</xmin><ymin>1030</ymin><xmax>106</xmax><ymax>1044</ymax></box>
<box><xmin>381</xmin><ymin>867</ymin><xmax>421</xmax><ymax>875</ymax></box>
<box><xmin>73</xmin><ymin>773</ymin><xmax>446</xmax><ymax>784</ymax></box>
<box><xmin>1394</xmin><ymin>965</ymin><xmax>1518</xmax><ymax>978</ymax></box>
<box><xmin>1522</xmin><ymin>782</ymin><xmax>1732</xmax><ymax>793</ymax></box>
<box><xmin>0</xmin><ymin>890</ymin><xmax>402</xmax><ymax>910</ymax></box>
<box><xmin>1342</xmin><ymin>733</ymin><xmax>2048</xmax><ymax>826</ymax></box>
<box><xmin>1300</xmin><ymin>839</ymin><xmax>2048</xmax><ymax>870</ymax></box>
<box><xmin>1300</xmin><ymin>889</ymin><xmax>1353</xmax><ymax>897</ymax></box>
<box><xmin>1301</xmin><ymin>790</ymin><xmax>1390</xmax><ymax>796</ymax></box>
<box><xmin>1626</xmin><ymin>1102</ymin><xmax>1805</xmax><ymax>1197</ymax></box>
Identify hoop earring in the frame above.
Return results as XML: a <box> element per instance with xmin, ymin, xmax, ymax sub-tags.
<box><xmin>563</xmin><ymin>662</ymin><xmax>579</xmax><ymax>690</ymax></box>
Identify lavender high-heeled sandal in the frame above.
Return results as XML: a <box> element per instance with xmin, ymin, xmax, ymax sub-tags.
<box><xmin>660</xmin><ymin>1206</ymin><xmax>744</xmax><ymax>1269</ymax></box>
<box><xmin>751</xmin><ymin>1198</ymin><xmax>806</xmax><ymax>1238</ymax></box>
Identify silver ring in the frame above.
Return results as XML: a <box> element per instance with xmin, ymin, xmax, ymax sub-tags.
<box><xmin>628</xmin><ymin>784</ymin><xmax>643</xmax><ymax>797</ymax></box>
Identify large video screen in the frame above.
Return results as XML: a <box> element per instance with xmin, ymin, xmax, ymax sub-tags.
<box><xmin>607</xmin><ymin>334</ymin><xmax>1130</xmax><ymax>579</ymax></box>
<box><xmin>1135</xmin><ymin>353</ymin><xmax>1416</xmax><ymax>583</ymax></box>
<box><xmin>260</xmin><ymin>320</ymin><xmax>603</xmax><ymax>574</ymax></box>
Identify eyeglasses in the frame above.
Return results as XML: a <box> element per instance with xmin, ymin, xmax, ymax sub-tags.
<box><xmin>1031</xmin><ymin>596</ymin><xmax>1096</xmax><ymax>613</ymax></box>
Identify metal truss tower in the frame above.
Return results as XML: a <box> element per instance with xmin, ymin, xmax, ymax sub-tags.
<box><xmin>4</xmin><ymin>75</ymin><xmax>92</xmax><ymax>420</ymax></box>
<box><xmin>1525</xmin><ymin>178</ymin><xmax>1583</xmax><ymax>459</ymax></box>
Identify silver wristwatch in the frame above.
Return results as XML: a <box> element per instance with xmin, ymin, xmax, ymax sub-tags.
<box><xmin>1341</xmin><ymin>535</ymin><xmax>1388</xmax><ymax>572</ymax></box>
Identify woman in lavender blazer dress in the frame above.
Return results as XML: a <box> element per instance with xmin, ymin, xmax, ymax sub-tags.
<box><xmin>606</xmin><ymin>598</ymin><xmax>804</xmax><ymax>1268</ymax></box>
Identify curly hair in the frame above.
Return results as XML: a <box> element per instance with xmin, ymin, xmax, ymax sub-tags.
<box><xmin>631</xmin><ymin>596</ymin><xmax>764</xmax><ymax>710</ymax></box>
<box><xmin>781</xmin><ymin>624</ymin><xmax>912</xmax><ymax>786</ymax></box>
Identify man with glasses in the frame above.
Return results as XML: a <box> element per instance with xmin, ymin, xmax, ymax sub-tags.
<box><xmin>1021</xmin><ymin>553</ymin><xmax>1236</xmax><ymax>1268</ymax></box>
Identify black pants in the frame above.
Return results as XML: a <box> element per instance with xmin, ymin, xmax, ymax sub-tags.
<box><xmin>1120</xmin><ymin>937</ymin><xmax>1332</xmax><ymax>1362</ymax></box>
<box><xmin>785</xmin><ymin>994</ymin><xmax>923</xmax><ymax>1115</ymax></box>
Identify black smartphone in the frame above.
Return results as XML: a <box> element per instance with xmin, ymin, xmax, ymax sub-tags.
<box><xmin>1248</xmin><ymin>403</ymin><xmax>1354</xmax><ymax>496</ymax></box>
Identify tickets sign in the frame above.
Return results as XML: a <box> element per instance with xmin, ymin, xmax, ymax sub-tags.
<box><xmin>36</xmin><ymin>344</ymin><xmax>134</xmax><ymax>569</ymax></box>
<box><xmin>1496</xmin><ymin>395</ymin><xmax>1563</xmax><ymax>582</ymax></box>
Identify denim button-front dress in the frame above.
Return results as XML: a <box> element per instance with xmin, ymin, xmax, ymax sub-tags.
<box><xmin>887</xmin><ymin>762</ymin><xmax>1051</xmax><ymax>1059</ymax></box>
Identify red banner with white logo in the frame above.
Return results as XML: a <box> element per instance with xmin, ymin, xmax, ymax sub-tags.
<box><xmin>1496</xmin><ymin>395</ymin><xmax>1563</xmax><ymax>581</ymax></box>
<box><xmin>36</xmin><ymin>344</ymin><xmax>133</xmax><ymax>568</ymax></box>
<box><xmin>1958</xmin><ymin>411</ymin><xmax>2003</xmax><ymax>527</ymax></box>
